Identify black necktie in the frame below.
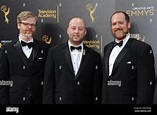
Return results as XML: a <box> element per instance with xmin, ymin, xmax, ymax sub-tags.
<box><xmin>113</xmin><ymin>41</ymin><xmax>123</xmax><ymax>47</ymax></box>
<box><xmin>21</xmin><ymin>41</ymin><xmax>34</xmax><ymax>48</ymax></box>
<box><xmin>70</xmin><ymin>46</ymin><xmax>82</xmax><ymax>51</ymax></box>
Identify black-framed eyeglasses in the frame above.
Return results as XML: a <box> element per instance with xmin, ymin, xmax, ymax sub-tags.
<box><xmin>20</xmin><ymin>22</ymin><xmax>37</xmax><ymax>28</ymax></box>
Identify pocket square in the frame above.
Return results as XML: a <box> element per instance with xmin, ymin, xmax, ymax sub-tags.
<box><xmin>127</xmin><ymin>61</ymin><xmax>131</xmax><ymax>64</ymax></box>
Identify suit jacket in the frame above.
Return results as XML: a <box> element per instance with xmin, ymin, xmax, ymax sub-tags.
<box><xmin>43</xmin><ymin>42</ymin><xmax>102</xmax><ymax>104</ymax></box>
<box><xmin>0</xmin><ymin>39</ymin><xmax>49</xmax><ymax>104</ymax></box>
<box><xmin>102</xmin><ymin>38</ymin><xmax>156</xmax><ymax>104</ymax></box>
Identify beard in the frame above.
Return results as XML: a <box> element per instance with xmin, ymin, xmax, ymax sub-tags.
<box><xmin>22</xmin><ymin>33</ymin><xmax>32</xmax><ymax>38</ymax></box>
<box><xmin>20</xmin><ymin>30</ymin><xmax>35</xmax><ymax>40</ymax></box>
<box><xmin>113</xmin><ymin>29</ymin><xmax>128</xmax><ymax>40</ymax></box>
<box><xmin>20</xmin><ymin>33</ymin><xmax>33</xmax><ymax>40</ymax></box>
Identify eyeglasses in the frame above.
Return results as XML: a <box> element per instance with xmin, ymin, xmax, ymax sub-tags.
<box><xmin>20</xmin><ymin>22</ymin><xmax>37</xmax><ymax>28</ymax></box>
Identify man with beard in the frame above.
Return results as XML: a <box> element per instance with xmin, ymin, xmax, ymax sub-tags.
<box><xmin>0</xmin><ymin>11</ymin><xmax>49</xmax><ymax>104</ymax></box>
<box><xmin>43</xmin><ymin>17</ymin><xmax>102</xmax><ymax>104</ymax></box>
<box><xmin>102</xmin><ymin>11</ymin><xmax>155</xmax><ymax>104</ymax></box>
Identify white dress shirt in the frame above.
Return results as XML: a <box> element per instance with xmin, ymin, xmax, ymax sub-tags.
<box><xmin>19</xmin><ymin>37</ymin><xmax>33</xmax><ymax>58</ymax></box>
<box><xmin>68</xmin><ymin>40</ymin><xmax>83</xmax><ymax>76</ymax></box>
<box><xmin>109</xmin><ymin>33</ymin><xmax>130</xmax><ymax>76</ymax></box>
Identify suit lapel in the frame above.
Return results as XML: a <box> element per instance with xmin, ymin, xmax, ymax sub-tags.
<box><xmin>62</xmin><ymin>43</ymin><xmax>89</xmax><ymax>79</ymax></box>
<box><xmin>111</xmin><ymin>38</ymin><xmax>133</xmax><ymax>75</ymax></box>
<box><xmin>14</xmin><ymin>39</ymin><xmax>40</xmax><ymax>69</ymax></box>
<box><xmin>14</xmin><ymin>40</ymin><xmax>29</xmax><ymax>69</ymax></box>
<box><xmin>32</xmin><ymin>39</ymin><xmax>40</xmax><ymax>62</ymax></box>
<box><xmin>75</xmin><ymin>45</ymin><xmax>89</xmax><ymax>79</ymax></box>
<box><xmin>62</xmin><ymin>44</ymin><xmax>74</xmax><ymax>74</ymax></box>
<box><xmin>112</xmin><ymin>47</ymin><xmax>128</xmax><ymax>75</ymax></box>
<box><xmin>104</xmin><ymin>42</ymin><xmax>114</xmax><ymax>77</ymax></box>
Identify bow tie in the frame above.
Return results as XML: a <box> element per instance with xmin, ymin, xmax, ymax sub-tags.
<box><xmin>113</xmin><ymin>41</ymin><xmax>123</xmax><ymax>47</ymax></box>
<box><xmin>70</xmin><ymin>46</ymin><xmax>82</xmax><ymax>51</ymax></box>
<box><xmin>21</xmin><ymin>41</ymin><xmax>34</xmax><ymax>48</ymax></box>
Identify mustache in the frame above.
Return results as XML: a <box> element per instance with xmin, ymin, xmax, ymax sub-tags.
<box><xmin>73</xmin><ymin>34</ymin><xmax>80</xmax><ymax>37</ymax></box>
<box><xmin>26</xmin><ymin>29</ymin><xmax>33</xmax><ymax>32</ymax></box>
<box><xmin>114</xmin><ymin>28</ymin><xmax>123</xmax><ymax>32</ymax></box>
<box><xmin>23</xmin><ymin>30</ymin><xmax>34</xmax><ymax>35</ymax></box>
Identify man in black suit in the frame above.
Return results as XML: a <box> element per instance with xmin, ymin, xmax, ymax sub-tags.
<box><xmin>0</xmin><ymin>11</ymin><xmax>49</xmax><ymax>104</ymax></box>
<box><xmin>43</xmin><ymin>17</ymin><xmax>102</xmax><ymax>104</ymax></box>
<box><xmin>102</xmin><ymin>11</ymin><xmax>156</xmax><ymax>104</ymax></box>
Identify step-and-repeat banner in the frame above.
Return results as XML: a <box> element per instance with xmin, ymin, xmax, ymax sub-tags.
<box><xmin>0</xmin><ymin>0</ymin><xmax>157</xmax><ymax>104</ymax></box>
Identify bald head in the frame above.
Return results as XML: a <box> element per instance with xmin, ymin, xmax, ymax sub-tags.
<box><xmin>68</xmin><ymin>17</ymin><xmax>86</xmax><ymax>28</ymax></box>
<box><xmin>67</xmin><ymin>17</ymin><xmax>87</xmax><ymax>45</ymax></box>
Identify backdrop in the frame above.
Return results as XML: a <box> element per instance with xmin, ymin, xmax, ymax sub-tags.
<box><xmin>0</xmin><ymin>0</ymin><xmax>157</xmax><ymax>104</ymax></box>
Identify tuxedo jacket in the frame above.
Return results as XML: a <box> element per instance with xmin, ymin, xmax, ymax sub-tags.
<box><xmin>0</xmin><ymin>39</ymin><xmax>49</xmax><ymax>104</ymax></box>
<box><xmin>102</xmin><ymin>38</ymin><xmax>156</xmax><ymax>104</ymax></box>
<box><xmin>43</xmin><ymin>43</ymin><xmax>102</xmax><ymax>104</ymax></box>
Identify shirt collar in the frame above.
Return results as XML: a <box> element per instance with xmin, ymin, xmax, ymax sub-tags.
<box><xmin>68</xmin><ymin>40</ymin><xmax>83</xmax><ymax>51</ymax></box>
<box><xmin>115</xmin><ymin>33</ymin><xmax>130</xmax><ymax>47</ymax></box>
<box><xmin>18</xmin><ymin>36</ymin><xmax>34</xmax><ymax>43</ymax></box>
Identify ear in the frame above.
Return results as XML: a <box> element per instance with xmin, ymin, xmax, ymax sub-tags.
<box><xmin>84</xmin><ymin>28</ymin><xmax>87</xmax><ymax>35</ymax></box>
<box><xmin>128</xmin><ymin>22</ymin><xmax>131</xmax><ymax>29</ymax></box>
<box><xmin>67</xmin><ymin>27</ymin><xmax>69</xmax><ymax>35</ymax></box>
<box><xmin>17</xmin><ymin>23</ymin><xmax>20</xmax><ymax>29</ymax></box>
